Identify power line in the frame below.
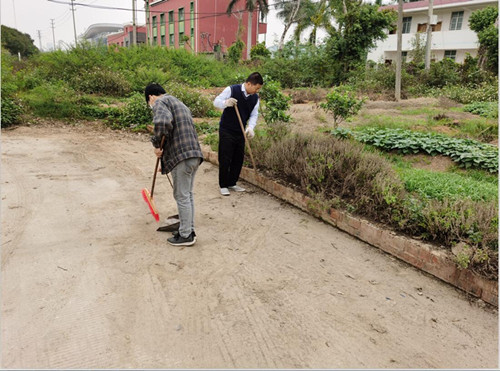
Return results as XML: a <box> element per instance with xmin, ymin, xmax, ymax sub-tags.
<box><xmin>46</xmin><ymin>0</ymin><xmax>293</xmax><ymax>16</ymax></box>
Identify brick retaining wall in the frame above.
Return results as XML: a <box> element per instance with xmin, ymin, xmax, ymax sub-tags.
<box><xmin>202</xmin><ymin>150</ymin><xmax>498</xmax><ymax>306</ymax></box>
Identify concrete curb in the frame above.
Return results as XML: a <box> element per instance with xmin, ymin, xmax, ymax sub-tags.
<box><xmin>202</xmin><ymin>150</ymin><xmax>498</xmax><ymax>306</ymax></box>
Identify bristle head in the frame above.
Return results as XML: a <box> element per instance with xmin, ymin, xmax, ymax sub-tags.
<box><xmin>142</xmin><ymin>188</ymin><xmax>160</xmax><ymax>222</ymax></box>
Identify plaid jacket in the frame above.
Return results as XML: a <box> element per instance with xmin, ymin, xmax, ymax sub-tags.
<box><xmin>151</xmin><ymin>95</ymin><xmax>203</xmax><ymax>174</ymax></box>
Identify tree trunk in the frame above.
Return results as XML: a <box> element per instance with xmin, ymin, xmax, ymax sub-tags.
<box><xmin>395</xmin><ymin>0</ymin><xmax>403</xmax><ymax>101</ymax></box>
<box><xmin>425</xmin><ymin>0</ymin><xmax>434</xmax><ymax>69</ymax></box>
<box><xmin>278</xmin><ymin>0</ymin><xmax>301</xmax><ymax>50</ymax></box>
<box><xmin>246</xmin><ymin>11</ymin><xmax>253</xmax><ymax>60</ymax></box>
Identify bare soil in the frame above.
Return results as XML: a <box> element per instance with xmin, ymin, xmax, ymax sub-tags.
<box><xmin>1</xmin><ymin>120</ymin><xmax>498</xmax><ymax>369</ymax></box>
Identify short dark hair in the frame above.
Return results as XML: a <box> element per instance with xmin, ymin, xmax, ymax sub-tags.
<box><xmin>144</xmin><ymin>83</ymin><xmax>166</xmax><ymax>104</ymax></box>
<box><xmin>246</xmin><ymin>72</ymin><xmax>264</xmax><ymax>86</ymax></box>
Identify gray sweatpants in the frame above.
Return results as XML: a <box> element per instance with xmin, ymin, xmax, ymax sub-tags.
<box><xmin>170</xmin><ymin>157</ymin><xmax>200</xmax><ymax>238</ymax></box>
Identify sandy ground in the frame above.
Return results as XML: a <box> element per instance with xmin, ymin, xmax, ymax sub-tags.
<box><xmin>1</xmin><ymin>122</ymin><xmax>498</xmax><ymax>369</ymax></box>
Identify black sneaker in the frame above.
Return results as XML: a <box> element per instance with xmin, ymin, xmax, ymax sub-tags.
<box><xmin>172</xmin><ymin>230</ymin><xmax>196</xmax><ymax>238</ymax></box>
<box><xmin>167</xmin><ymin>232</ymin><xmax>196</xmax><ymax>246</ymax></box>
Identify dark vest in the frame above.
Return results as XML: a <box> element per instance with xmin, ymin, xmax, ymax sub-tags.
<box><xmin>219</xmin><ymin>84</ymin><xmax>259</xmax><ymax>136</ymax></box>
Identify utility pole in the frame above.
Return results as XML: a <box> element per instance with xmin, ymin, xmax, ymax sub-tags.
<box><xmin>50</xmin><ymin>19</ymin><xmax>56</xmax><ymax>51</ymax></box>
<box><xmin>144</xmin><ymin>0</ymin><xmax>150</xmax><ymax>45</ymax></box>
<box><xmin>37</xmin><ymin>30</ymin><xmax>43</xmax><ymax>51</ymax></box>
<box><xmin>70</xmin><ymin>0</ymin><xmax>78</xmax><ymax>47</ymax></box>
<box><xmin>425</xmin><ymin>0</ymin><xmax>434</xmax><ymax>69</ymax></box>
<box><xmin>12</xmin><ymin>0</ymin><xmax>17</xmax><ymax>29</ymax></box>
<box><xmin>395</xmin><ymin>0</ymin><xmax>403</xmax><ymax>101</ymax></box>
<box><xmin>132</xmin><ymin>0</ymin><xmax>137</xmax><ymax>46</ymax></box>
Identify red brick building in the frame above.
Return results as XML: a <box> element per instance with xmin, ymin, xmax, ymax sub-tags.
<box><xmin>107</xmin><ymin>25</ymin><xmax>147</xmax><ymax>47</ymax></box>
<box><xmin>145</xmin><ymin>0</ymin><xmax>267</xmax><ymax>58</ymax></box>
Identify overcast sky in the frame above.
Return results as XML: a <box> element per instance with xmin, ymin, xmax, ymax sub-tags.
<box><xmin>0</xmin><ymin>0</ymin><xmax>307</xmax><ymax>51</ymax></box>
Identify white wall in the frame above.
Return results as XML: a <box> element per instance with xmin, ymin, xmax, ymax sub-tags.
<box><xmin>367</xmin><ymin>1</ymin><xmax>496</xmax><ymax>64</ymax></box>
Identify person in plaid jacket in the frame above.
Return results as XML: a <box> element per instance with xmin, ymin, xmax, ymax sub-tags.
<box><xmin>145</xmin><ymin>83</ymin><xmax>204</xmax><ymax>247</ymax></box>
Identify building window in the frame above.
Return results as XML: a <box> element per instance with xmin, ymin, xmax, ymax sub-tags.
<box><xmin>152</xmin><ymin>15</ymin><xmax>157</xmax><ymax>44</ymax></box>
<box><xmin>444</xmin><ymin>50</ymin><xmax>457</xmax><ymax>61</ymax></box>
<box><xmin>449</xmin><ymin>11</ymin><xmax>464</xmax><ymax>30</ymax></box>
<box><xmin>402</xmin><ymin>51</ymin><xmax>408</xmax><ymax>62</ymax></box>
<box><xmin>169</xmin><ymin>10</ymin><xmax>175</xmax><ymax>46</ymax></box>
<box><xmin>179</xmin><ymin>7</ymin><xmax>185</xmax><ymax>47</ymax></box>
<box><xmin>402</xmin><ymin>17</ymin><xmax>412</xmax><ymax>34</ymax></box>
<box><xmin>160</xmin><ymin>13</ymin><xmax>166</xmax><ymax>45</ymax></box>
<box><xmin>190</xmin><ymin>2</ymin><xmax>195</xmax><ymax>49</ymax></box>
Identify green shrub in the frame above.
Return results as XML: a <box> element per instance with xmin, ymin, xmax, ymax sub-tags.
<box><xmin>21</xmin><ymin>82</ymin><xmax>82</xmax><ymax>119</ymax></box>
<box><xmin>227</xmin><ymin>40</ymin><xmax>244</xmax><ymax>64</ymax></box>
<box><xmin>1</xmin><ymin>96</ymin><xmax>23</xmax><ymax>127</ymax></box>
<box><xmin>163</xmin><ymin>82</ymin><xmax>215</xmax><ymax>117</ymax></box>
<box><xmin>419</xmin><ymin>58</ymin><xmax>461</xmax><ymax>88</ymax></box>
<box><xmin>463</xmin><ymin>101</ymin><xmax>498</xmax><ymax>118</ymax></box>
<box><xmin>259</xmin><ymin>79</ymin><xmax>291</xmax><ymax>124</ymax></box>
<box><xmin>1</xmin><ymin>47</ymin><xmax>23</xmax><ymax>126</ymax></box>
<box><xmin>320</xmin><ymin>85</ymin><xmax>365</xmax><ymax>126</ymax></box>
<box><xmin>70</xmin><ymin>66</ymin><xmax>131</xmax><ymax>96</ymax></box>
<box><xmin>112</xmin><ymin>93</ymin><xmax>152</xmax><ymax>129</ymax></box>
<box><xmin>437</xmin><ymin>80</ymin><xmax>498</xmax><ymax>103</ymax></box>
<box><xmin>250</xmin><ymin>42</ymin><xmax>271</xmax><ymax>61</ymax></box>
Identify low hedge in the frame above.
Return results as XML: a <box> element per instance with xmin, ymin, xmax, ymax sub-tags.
<box><xmin>245</xmin><ymin>128</ymin><xmax>498</xmax><ymax>279</ymax></box>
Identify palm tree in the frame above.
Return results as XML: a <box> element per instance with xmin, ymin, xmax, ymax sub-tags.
<box><xmin>227</xmin><ymin>0</ymin><xmax>269</xmax><ymax>59</ymax></box>
<box><xmin>293</xmin><ymin>0</ymin><xmax>333</xmax><ymax>46</ymax></box>
<box><xmin>275</xmin><ymin>0</ymin><xmax>303</xmax><ymax>50</ymax></box>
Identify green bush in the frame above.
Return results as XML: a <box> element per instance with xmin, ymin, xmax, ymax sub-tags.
<box><xmin>320</xmin><ymin>85</ymin><xmax>365</xmax><ymax>126</ymax></box>
<box><xmin>112</xmin><ymin>93</ymin><xmax>152</xmax><ymax>129</ymax></box>
<box><xmin>259</xmin><ymin>79</ymin><xmax>291</xmax><ymax>124</ymax></box>
<box><xmin>463</xmin><ymin>101</ymin><xmax>498</xmax><ymax>118</ymax></box>
<box><xmin>250</xmin><ymin>42</ymin><xmax>271</xmax><ymax>61</ymax></box>
<box><xmin>227</xmin><ymin>40</ymin><xmax>244</xmax><ymax>64</ymax></box>
<box><xmin>436</xmin><ymin>80</ymin><xmax>498</xmax><ymax>103</ymax></box>
<box><xmin>419</xmin><ymin>58</ymin><xmax>461</xmax><ymax>88</ymax></box>
<box><xmin>163</xmin><ymin>82</ymin><xmax>215</xmax><ymax>117</ymax></box>
<box><xmin>21</xmin><ymin>82</ymin><xmax>82</xmax><ymax>119</ymax></box>
<box><xmin>1</xmin><ymin>96</ymin><xmax>23</xmax><ymax>127</ymax></box>
<box><xmin>1</xmin><ymin>48</ymin><xmax>23</xmax><ymax>126</ymax></box>
<box><xmin>70</xmin><ymin>66</ymin><xmax>131</xmax><ymax>96</ymax></box>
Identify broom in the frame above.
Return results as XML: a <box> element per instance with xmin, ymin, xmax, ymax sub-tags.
<box><xmin>142</xmin><ymin>136</ymin><xmax>166</xmax><ymax>222</ymax></box>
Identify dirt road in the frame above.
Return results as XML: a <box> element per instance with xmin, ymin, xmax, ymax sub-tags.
<box><xmin>1</xmin><ymin>122</ymin><xmax>498</xmax><ymax>369</ymax></box>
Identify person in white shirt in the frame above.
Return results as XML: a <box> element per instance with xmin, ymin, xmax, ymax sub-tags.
<box><xmin>213</xmin><ymin>72</ymin><xmax>263</xmax><ymax>196</ymax></box>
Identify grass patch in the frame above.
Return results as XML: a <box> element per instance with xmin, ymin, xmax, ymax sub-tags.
<box><xmin>398</xmin><ymin>167</ymin><xmax>498</xmax><ymax>202</ymax></box>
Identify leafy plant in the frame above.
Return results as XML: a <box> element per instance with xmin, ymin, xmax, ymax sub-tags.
<box><xmin>250</xmin><ymin>42</ymin><xmax>271</xmax><ymax>61</ymax></box>
<box><xmin>463</xmin><ymin>101</ymin><xmax>498</xmax><ymax>118</ymax></box>
<box><xmin>227</xmin><ymin>40</ymin><xmax>244</xmax><ymax>64</ymax></box>
<box><xmin>259</xmin><ymin>79</ymin><xmax>291</xmax><ymax>124</ymax></box>
<box><xmin>320</xmin><ymin>85</ymin><xmax>364</xmax><ymax>126</ymax></box>
<box><xmin>111</xmin><ymin>93</ymin><xmax>152</xmax><ymax>129</ymax></box>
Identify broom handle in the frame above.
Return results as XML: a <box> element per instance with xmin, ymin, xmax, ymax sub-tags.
<box><xmin>151</xmin><ymin>136</ymin><xmax>166</xmax><ymax>197</ymax></box>
<box><xmin>234</xmin><ymin>105</ymin><xmax>257</xmax><ymax>170</ymax></box>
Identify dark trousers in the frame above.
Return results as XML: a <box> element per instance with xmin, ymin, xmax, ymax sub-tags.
<box><xmin>218</xmin><ymin>129</ymin><xmax>245</xmax><ymax>188</ymax></box>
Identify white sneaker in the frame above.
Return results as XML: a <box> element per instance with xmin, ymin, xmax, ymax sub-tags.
<box><xmin>220</xmin><ymin>187</ymin><xmax>230</xmax><ymax>196</ymax></box>
<box><xmin>228</xmin><ymin>185</ymin><xmax>245</xmax><ymax>192</ymax></box>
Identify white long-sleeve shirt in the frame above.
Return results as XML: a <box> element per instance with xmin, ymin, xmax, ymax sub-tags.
<box><xmin>213</xmin><ymin>84</ymin><xmax>260</xmax><ymax>130</ymax></box>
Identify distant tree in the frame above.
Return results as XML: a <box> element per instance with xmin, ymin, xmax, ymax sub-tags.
<box><xmin>275</xmin><ymin>0</ymin><xmax>303</xmax><ymax>50</ymax></box>
<box><xmin>227</xmin><ymin>0</ymin><xmax>269</xmax><ymax>60</ymax></box>
<box><xmin>325</xmin><ymin>0</ymin><xmax>396</xmax><ymax>82</ymax></box>
<box><xmin>293</xmin><ymin>0</ymin><xmax>333</xmax><ymax>46</ymax></box>
<box><xmin>1</xmin><ymin>25</ymin><xmax>39</xmax><ymax>57</ymax></box>
<box><xmin>469</xmin><ymin>7</ymin><xmax>498</xmax><ymax>73</ymax></box>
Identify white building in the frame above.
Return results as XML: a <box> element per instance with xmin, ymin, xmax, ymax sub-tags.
<box><xmin>367</xmin><ymin>0</ymin><xmax>498</xmax><ymax>64</ymax></box>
